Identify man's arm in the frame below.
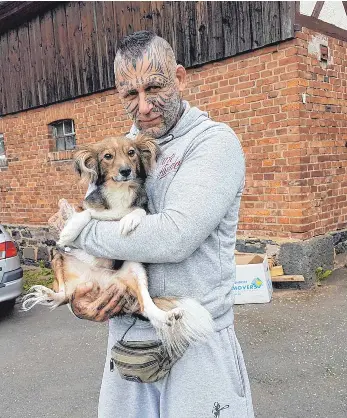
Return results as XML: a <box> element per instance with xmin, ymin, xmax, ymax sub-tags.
<box><xmin>73</xmin><ymin>128</ymin><xmax>245</xmax><ymax>263</ymax></box>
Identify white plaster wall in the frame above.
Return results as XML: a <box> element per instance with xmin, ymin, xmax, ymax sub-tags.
<box><xmin>300</xmin><ymin>1</ymin><xmax>316</xmax><ymax>16</ymax></box>
<box><xmin>320</xmin><ymin>1</ymin><xmax>347</xmax><ymax>30</ymax></box>
<box><xmin>300</xmin><ymin>1</ymin><xmax>347</xmax><ymax>30</ymax></box>
<box><xmin>307</xmin><ymin>33</ymin><xmax>333</xmax><ymax>65</ymax></box>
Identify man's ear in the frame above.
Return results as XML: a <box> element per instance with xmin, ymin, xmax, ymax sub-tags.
<box><xmin>74</xmin><ymin>146</ymin><xmax>98</xmax><ymax>184</ymax></box>
<box><xmin>176</xmin><ymin>65</ymin><xmax>187</xmax><ymax>93</ymax></box>
<box><xmin>134</xmin><ymin>135</ymin><xmax>160</xmax><ymax>175</ymax></box>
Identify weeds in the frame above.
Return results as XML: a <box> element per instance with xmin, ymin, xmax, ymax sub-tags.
<box><xmin>315</xmin><ymin>267</ymin><xmax>332</xmax><ymax>286</ymax></box>
<box><xmin>22</xmin><ymin>262</ymin><xmax>54</xmax><ymax>293</ymax></box>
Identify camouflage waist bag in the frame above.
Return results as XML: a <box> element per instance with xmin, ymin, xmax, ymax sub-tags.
<box><xmin>110</xmin><ymin>340</ymin><xmax>184</xmax><ymax>383</ymax></box>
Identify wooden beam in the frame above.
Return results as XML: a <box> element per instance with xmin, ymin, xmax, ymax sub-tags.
<box><xmin>295</xmin><ymin>1</ymin><xmax>301</xmax><ymax>14</ymax></box>
<box><xmin>271</xmin><ymin>275</ymin><xmax>305</xmax><ymax>282</ymax></box>
<box><xmin>311</xmin><ymin>1</ymin><xmax>324</xmax><ymax>19</ymax></box>
<box><xmin>296</xmin><ymin>13</ymin><xmax>347</xmax><ymax>42</ymax></box>
<box><xmin>270</xmin><ymin>265</ymin><xmax>285</xmax><ymax>277</ymax></box>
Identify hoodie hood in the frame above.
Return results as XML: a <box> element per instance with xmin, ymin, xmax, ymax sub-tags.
<box><xmin>128</xmin><ymin>101</ymin><xmax>209</xmax><ymax>145</ymax></box>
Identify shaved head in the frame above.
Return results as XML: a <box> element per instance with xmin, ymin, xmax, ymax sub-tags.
<box><xmin>114</xmin><ymin>31</ymin><xmax>177</xmax><ymax>80</ymax></box>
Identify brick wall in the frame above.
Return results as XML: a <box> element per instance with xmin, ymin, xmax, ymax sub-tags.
<box><xmin>0</xmin><ymin>92</ymin><xmax>131</xmax><ymax>225</ymax></box>
<box><xmin>295</xmin><ymin>28</ymin><xmax>347</xmax><ymax>239</ymax></box>
<box><xmin>185</xmin><ymin>38</ymin><xmax>304</xmax><ymax>240</ymax></box>
<box><xmin>1</xmin><ymin>27</ymin><xmax>346</xmax><ymax>259</ymax></box>
<box><xmin>185</xmin><ymin>27</ymin><xmax>347</xmax><ymax>240</ymax></box>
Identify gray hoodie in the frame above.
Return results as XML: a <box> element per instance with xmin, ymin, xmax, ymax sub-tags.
<box><xmin>74</xmin><ymin>101</ymin><xmax>245</xmax><ymax>332</ymax></box>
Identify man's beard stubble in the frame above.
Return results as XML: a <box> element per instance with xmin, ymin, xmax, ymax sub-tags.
<box><xmin>137</xmin><ymin>93</ymin><xmax>184</xmax><ymax>139</ymax></box>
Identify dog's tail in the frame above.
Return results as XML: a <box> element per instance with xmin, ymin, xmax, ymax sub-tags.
<box><xmin>152</xmin><ymin>297</ymin><xmax>214</xmax><ymax>357</ymax></box>
<box><xmin>21</xmin><ymin>285</ymin><xmax>67</xmax><ymax>311</ymax></box>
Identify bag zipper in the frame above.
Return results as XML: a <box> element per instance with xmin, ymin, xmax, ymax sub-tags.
<box><xmin>111</xmin><ymin>358</ymin><xmax>158</xmax><ymax>370</ymax></box>
<box><xmin>113</xmin><ymin>345</ymin><xmax>162</xmax><ymax>357</ymax></box>
<box><xmin>118</xmin><ymin>340</ymin><xmax>161</xmax><ymax>349</ymax></box>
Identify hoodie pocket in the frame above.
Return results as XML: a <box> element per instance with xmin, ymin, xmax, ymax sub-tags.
<box><xmin>227</xmin><ymin>326</ymin><xmax>246</xmax><ymax>398</ymax></box>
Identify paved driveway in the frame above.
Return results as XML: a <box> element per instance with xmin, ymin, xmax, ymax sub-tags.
<box><xmin>235</xmin><ymin>267</ymin><xmax>347</xmax><ymax>418</ymax></box>
<box><xmin>1</xmin><ymin>268</ymin><xmax>346</xmax><ymax>418</ymax></box>
<box><xmin>0</xmin><ymin>304</ymin><xmax>108</xmax><ymax>418</ymax></box>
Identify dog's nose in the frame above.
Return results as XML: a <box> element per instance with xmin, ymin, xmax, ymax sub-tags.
<box><xmin>119</xmin><ymin>167</ymin><xmax>131</xmax><ymax>178</ymax></box>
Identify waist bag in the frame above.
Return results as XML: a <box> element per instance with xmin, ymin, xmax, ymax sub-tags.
<box><xmin>110</xmin><ymin>339</ymin><xmax>185</xmax><ymax>383</ymax></box>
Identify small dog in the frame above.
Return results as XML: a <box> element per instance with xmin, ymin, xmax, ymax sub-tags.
<box><xmin>22</xmin><ymin>135</ymin><xmax>213</xmax><ymax>356</ymax></box>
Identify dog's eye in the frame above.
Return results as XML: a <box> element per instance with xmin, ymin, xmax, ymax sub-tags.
<box><xmin>128</xmin><ymin>149</ymin><xmax>135</xmax><ymax>157</ymax></box>
<box><xmin>104</xmin><ymin>153</ymin><xmax>113</xmax><ymax>160</ymax></box>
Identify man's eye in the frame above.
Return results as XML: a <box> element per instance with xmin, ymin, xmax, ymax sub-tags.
<box><xmin>128</xmin><ymin>149</ymin><xmax>135</xmax><ymax>157</ymax></box>
<box><xmin>104</xmin><ymin>153</ymin><xmax>113</xmax><ymax>160</ymax></box>
<box><xmin>146</xmin><ymin>86</ymin><xmax>161</xmax><ymax>93</ymax></box>
<box><xmin>127</xmin><ymin>90</ymin><xmax>138</xmax><ymax>97</ymax></box>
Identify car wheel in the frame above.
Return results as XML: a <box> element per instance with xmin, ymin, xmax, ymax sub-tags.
<box><xmin>0</xmin><ymin>298</ymin><xmax>16</xmax><ymax>315</ymax></box>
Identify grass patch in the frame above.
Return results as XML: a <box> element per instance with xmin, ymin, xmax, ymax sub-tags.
<box><xmin>23</xmin><ymin>262</ymin><xmax>54</xmax><ymax>293</ymax></box>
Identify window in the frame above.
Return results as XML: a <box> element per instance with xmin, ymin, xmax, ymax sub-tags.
<box><xmin>0</xmin><ymin>133</ymin><xmax>5</xmax><ymax>155</ymax></box>
<box><xmin>0</xmin><ymin>133</ymin><xmax>7</xmax><ymax>167</ymax></box>
<box><xmin>50</xmin><ymin>120</ymin><xmax>76</xmax><ymax>151</ymax></box>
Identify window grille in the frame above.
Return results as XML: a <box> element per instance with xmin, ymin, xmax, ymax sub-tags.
<box><xmin>0</xmin><ymin>133</ymin><xmax>5</xmax><ymax>155</ymax></box>
<box><xmin>50</xmin><ymin>120</ymin><xmax>76</xmax><ymax>151</ymax></box>
<box><xmin>0</xmin><ymin>133</ymin><xmax>7</xmax><ymax>167</ymax></box>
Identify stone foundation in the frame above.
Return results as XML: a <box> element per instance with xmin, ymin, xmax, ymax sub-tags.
<box><xmin>277</xmin><ymin>235</ymin><xmax>334</xmax><ymax>287</ymax></box>
<box><xmin>331</xmin><ymin>229</ymin><xmax>347</xmax><ymax>255</ymax></box>
<box><xmin>237</xmin><ymin>232</ymin><xmax>342</xmax><ymax>287</ymax></box>
<box><xmin>4</xmin><ymin>224</ymin><xmax>57</xmax><ymax>267</ymax></box>
<box><xmin>3</xmin><ymin>223</ymin><xmax>346</xmax><ymax>287</ymax></box>
<box><xmin>236</xmin><ymin>238</ymin><xmax>281</xmax><ymax>257</ymax></box>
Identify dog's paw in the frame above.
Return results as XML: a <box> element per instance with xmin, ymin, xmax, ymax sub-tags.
<box><xmin>58</xmin><ymin>210</ymin><xmax>91</xmax><ymax>245</ymax></box>
<box><xmin>57</xmin><ymin>230</ymin><xmax>74</xmax><ymax>247</ymax></box>
<box><xmin>119</xmin><ymin>209</ymin><xmax>146</xmax><ymax>235</ymax></box>
<box><xmin>165</xmin><ymin>308</ymin><xmax>184</xmax><ymax>327</ymax></box>
<box><xmin>150</xmin><ymin>313</ymin><xmax>169</xmax><ymax>330</ymax></box>
<box><xmin>149</xmin><ymin>308</ymin><xmax>184</xmax><ymax>329</ymax></box>
<box><xmin>58</xmin><ymin>224</ymin><xmax>78</xmax><ymax>246</ymax></box>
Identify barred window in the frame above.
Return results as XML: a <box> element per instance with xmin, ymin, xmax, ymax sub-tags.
<box><xmin>0</xmin><ymin>133</ymin><xmax>7</xmax><ymax>167</ymax></box>
<box><xmin>50</xmin><ymin>120</ymin><xmax>76</xmax><ymax>151</ymax></box>
<box><xmin>0</xmin><ymin>133</ymin><xmax>5</xmax><ymax>155</ymax></box>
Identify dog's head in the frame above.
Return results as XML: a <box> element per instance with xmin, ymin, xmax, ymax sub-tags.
<box><xmin>74</xmin><ymin>135</ymin><xmax>159</xmax><ymax>186</ymax></box>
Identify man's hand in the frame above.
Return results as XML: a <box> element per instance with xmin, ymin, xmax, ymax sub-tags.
<box><xmin>70</xmin><ymin>282</ymin><xmax>139</xmax><ymax>322</ymax></box>
<box><xmin>48</xmin><ymin>199</ymin><xmax>76</xmax><ymax>238</ymax></box>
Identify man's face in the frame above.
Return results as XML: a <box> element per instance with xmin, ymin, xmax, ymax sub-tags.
<box><xmin>115</xmin><ymin>50</ymin><xmax>184</xmax><ymax>139</ymax></box>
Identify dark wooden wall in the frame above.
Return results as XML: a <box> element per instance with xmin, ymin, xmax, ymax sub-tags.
<box><xmin>0</xmin><ymin>1</ymin><xmax>295</xmax><ymax>116</ymax></box>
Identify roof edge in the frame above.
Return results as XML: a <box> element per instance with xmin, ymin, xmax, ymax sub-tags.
<box><xmin>0</xmin><ymin>1</ymin><xmax>62</xmax><ymax>35</ymax></box>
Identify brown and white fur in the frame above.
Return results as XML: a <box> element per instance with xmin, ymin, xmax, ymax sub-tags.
<box><xmin>22</xmin><ymin>135</ymin><xmax>213</xmax><ymax>356</ymax></box>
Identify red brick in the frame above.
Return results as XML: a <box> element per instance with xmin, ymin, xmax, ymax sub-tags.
<box><xmin>2</xmin><ymin>27</ymin><xmax>346</xmax><ymax>243</ymax></box>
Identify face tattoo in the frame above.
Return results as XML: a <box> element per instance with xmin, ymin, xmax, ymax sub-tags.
<box><xmin>115</xmin><ymin>38</ymin><xmax>183</xmax><ymax>139</ymax></box>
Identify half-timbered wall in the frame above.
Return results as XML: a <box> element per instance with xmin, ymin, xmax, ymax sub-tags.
<box><xmin>0</xmin><ymin>1</ymin><xmax>295</xmax><ymax>115</ymax></box>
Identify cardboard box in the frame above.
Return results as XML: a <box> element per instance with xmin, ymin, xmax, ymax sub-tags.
<box><xmin>233</xmin><ymin>253</ymin><xmax>273</xmax><ymax>304</ymax></box>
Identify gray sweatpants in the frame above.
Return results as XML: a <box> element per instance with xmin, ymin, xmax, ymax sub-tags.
<box><xmin>99</xmin><ymin>318</ymin><xmax>254</xmax><ymax>418</ymax></box>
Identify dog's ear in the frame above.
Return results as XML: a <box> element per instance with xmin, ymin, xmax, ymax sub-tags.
<box><xmin>74</xmin><ymin>146</ymin><xmax>98</xmax><ymax>184</ymax></box>
<box><xmin>134</xmin><ymin>134</ymin><xmax>160</xmax><ymax>175</ymax></box>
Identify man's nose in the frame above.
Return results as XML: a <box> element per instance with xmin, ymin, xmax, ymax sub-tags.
<box><xmin>138</xmin><ymin>92</ymin><xmax>152</xmax><ymax>115</ymax></box>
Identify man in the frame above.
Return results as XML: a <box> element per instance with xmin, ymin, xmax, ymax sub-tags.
<box><xmin>68</xmin><ymin>31</ymin><xmax>254</xmax><ymax>417</ymax></box>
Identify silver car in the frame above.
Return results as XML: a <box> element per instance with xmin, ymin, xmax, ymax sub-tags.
<box><xmin>0</xmin><ymin>224</ymin><xmax>23</xmax><ymax>311</ymax></box>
